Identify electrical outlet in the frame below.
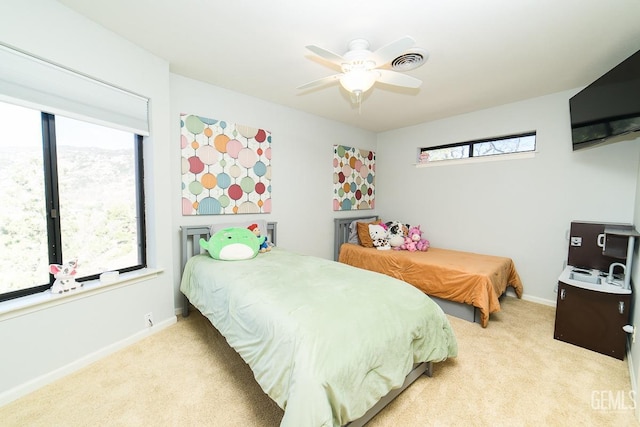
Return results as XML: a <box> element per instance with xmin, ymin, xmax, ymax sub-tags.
<box><xmin>144</xmin><ymin>312</ymin><xmax>154</xmax><ymax>328</ymax></box>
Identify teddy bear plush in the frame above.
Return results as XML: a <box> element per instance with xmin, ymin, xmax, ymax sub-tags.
<box><xmin>368</xmin><ymin>223</ymin><xmax>391</xmax><ymax>250</ymax></box>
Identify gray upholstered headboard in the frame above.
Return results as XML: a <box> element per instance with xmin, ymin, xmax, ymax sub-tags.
<box><xmin>180</xmin><ymin>222</ymin><xmax>277</xmax><ymax>316</ymax></box>
<box><xmin>333</xmin><ymin>216</ymin><xmax>379</xmax><ymax>261</ymax></box>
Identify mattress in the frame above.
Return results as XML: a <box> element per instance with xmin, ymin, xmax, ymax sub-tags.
<box><xmin>180</xmin><ymin>247</ymin><xmax>457</xmax><ymax>426</ymax></box>
<box><xmin>338</xmin><ymin>243</ymin><xmax>523</xmax><ymax>327</ymax></box>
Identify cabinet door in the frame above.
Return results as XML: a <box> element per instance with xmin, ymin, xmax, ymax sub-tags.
<box><xmin>568</xmin><ymin>222</ymin><xmax>623</xmax><ymax>271</ymax></box>
<box><xmin>554</xmin><ymin>282</ymin><xmax>630</xmax><ymax>360</ymax></box>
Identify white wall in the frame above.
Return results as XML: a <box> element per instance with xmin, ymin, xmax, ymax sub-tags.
<box><xmin>376</xmin><ymin>90</ymin><xmax>640</xmax><ymax>305</ymax></box>
<box><xmin>0</xmin><ymin>0</ymin><xmax>176</xmax><ymax>403</ymax></box>
<box><xmin>0</xmin><ymin>1</ymin><xmax>376</xmax><ymax>404</ymax></box>
<box><xmin>3</xmin><ymin>0</ymin><xmax>640</xmax><ymax>412</ymax></box>
<box><xmin>170</xmin><ymin>74</ymin><xmax>376</xmax><ymax>307</ymax></box>
<box><xmin>630</xmin><ymin>157</ymin><xmax>640</xmax><ymax>418</ymax></box>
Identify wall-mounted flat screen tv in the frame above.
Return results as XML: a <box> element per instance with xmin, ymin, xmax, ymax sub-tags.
<box><xmin>569</xmin><ymin>49</ymin><xmax>640</xmax><ymax>150</ymax></box>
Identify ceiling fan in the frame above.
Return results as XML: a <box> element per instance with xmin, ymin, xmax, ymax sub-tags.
<box><xmin>297</xmin><ymin>36</ymin><xmax>425</xmax><ymax>105</ymax></box>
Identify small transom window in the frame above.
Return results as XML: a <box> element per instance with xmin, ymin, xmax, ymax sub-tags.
<box><xmin>418</xmin><ymin>132</ymin><xmax>536</xmax><ymax>164</ymax></box>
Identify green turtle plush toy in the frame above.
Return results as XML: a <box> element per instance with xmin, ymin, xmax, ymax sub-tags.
<box><xmin>200</xmin><ymin>227</ymin><xmax>259</xmax><ymax>261</ymax></box>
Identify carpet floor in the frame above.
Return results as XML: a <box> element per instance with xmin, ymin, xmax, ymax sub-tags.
<box><xmin>1</xmin><ymin>296</ymin><xmax>638</xmax><ymax>426</ymax></box>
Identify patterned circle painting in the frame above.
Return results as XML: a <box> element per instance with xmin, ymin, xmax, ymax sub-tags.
<box><xmin>333</xmin><ymin>145</ymin><xmax>375</xmax><ymax>211</ymax></box>
<box><xmin>181</xmin><ymin>114</ymin><xmax>272</xmax><ymax>215</ymax></box>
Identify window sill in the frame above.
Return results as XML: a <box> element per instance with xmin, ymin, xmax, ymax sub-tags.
<box><xmin>0</xmin><ymin>268</ymin><xmax>163</xmax><ymax>321</ymax></box>
<box><xmin>414</xmin><ymin>151</ymin><xmax>536</xmax><ymax>167</ymax></box>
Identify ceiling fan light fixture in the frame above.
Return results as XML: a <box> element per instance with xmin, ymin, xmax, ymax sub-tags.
<box><xmin>339</xmin><ymin>69</ymin><xmax>377</xmax><ymax>94</ymax></box>
<box><xmin>299</xmin><ymin>36</ymin><xmax>424</xmax><ymax>107</ymax></box>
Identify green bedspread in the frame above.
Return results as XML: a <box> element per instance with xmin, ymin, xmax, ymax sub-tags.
<box><xmin>181</xmin><ymin>247</ymin><xmax>457</xmax><ymax>426</ymax></box>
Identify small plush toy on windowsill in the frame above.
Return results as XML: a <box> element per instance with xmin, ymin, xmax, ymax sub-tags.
<box><xmin>248</xmin><ymin>223</ymin><xmax>271</xmax><ymax>253</ymax></box>
<box><xmin>49</xmin><ymin>259</ymin><xmax>80</xmax><ymax>293</ymax></box>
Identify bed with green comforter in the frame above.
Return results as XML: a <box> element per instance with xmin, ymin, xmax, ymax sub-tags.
<box><xmin>180</xmin><ymin>247</ymin><xmax>457</xmax><ymax>426</ymax></box>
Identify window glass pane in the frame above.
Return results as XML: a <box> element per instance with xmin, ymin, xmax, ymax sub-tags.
<box><xmin>419</xmin><ymin>132</ymin><xmax>536</xmax><ymax>164</ymax></box>
<box><xmin>55</xmin><ymin>116</ymin><xmax>140</xmax><ymax>278</ymax></box>
<box><xmin>0</xmin><ymin>101</ymin><xmax>49</xmax><ymax>294</ymax></box>
<box><xmin>420</xmin><ymin>145</ymin><xmax>469</xmax><ymax>162</ymax></box>
<box><xmin>473</xmin><ymin>135</ymin><xmax>536</xmax><ymax>157</ymax></box>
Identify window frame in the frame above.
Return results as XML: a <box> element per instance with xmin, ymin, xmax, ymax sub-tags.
<box><xmin>418</xmin><ymin>131</ymin><xmax>537</xmax><ymax>165</ymax></box>
<box><xmin>0</xmin><ymin>111</ymin><xmax>147</xmax><ymax>302</ymax></box>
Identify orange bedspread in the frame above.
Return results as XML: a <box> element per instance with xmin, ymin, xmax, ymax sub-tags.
<box><xmin>338</xmin><ymin>243</ymin><xmax>523</xmax><ymax>327</ymax></box>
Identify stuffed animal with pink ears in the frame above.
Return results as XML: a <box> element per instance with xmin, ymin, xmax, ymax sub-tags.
<box><xmin>49</xmin><ymin>259</ymin><xmax>81</xmax><ymax>293</ymax></box>
<box><xmin>401</xmin><ymin>235</ymin><xmax>417</xmax><ymax>252</ymax></box>
<box><xmin>408</xmin><ymin>226</ymin><xmax>430</xmax><ymax>252</ymax></box>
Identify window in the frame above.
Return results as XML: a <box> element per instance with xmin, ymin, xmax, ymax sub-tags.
<box><xmin>0</xmin><ymin>101</ymin><xmax>146</xmax><ymax>302</ymax></box>
<box><xmin>418</xmin><ymin>132</ymin><xmax>536</xmax><ymax>164</ymax></box>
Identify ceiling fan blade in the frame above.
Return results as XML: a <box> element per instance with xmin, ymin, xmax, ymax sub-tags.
<box><xmin>297</xmin><ymin>73</ymin><xmax>343</xmax><ymax>90</ymax></box>
<box><xmin>305</xmin><ymin>45</ymin><xmax>345</xmax><ymax>66</ymax></box>
<box><xmin>376</xmin><ymin>69</ymin><xmax>422</xmax><ymax>89</ymax></box>
<box><xmin>370</xmin><ymin>36</ymin><xmax>416</xmax><ymax>67</ymax></box>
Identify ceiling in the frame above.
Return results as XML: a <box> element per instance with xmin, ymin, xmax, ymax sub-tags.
<box><xmin>57</xmin><ymin>0</ymin><xmax>640</xmax><ymax>133</ymax></box>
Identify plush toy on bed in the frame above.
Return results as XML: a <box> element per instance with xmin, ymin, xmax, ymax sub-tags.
<box><xmin>49</xmin><ymin>259</ymin><xmax>80</xmax><ymax>293</ymax></box>
<box><xmin>247</xmin><ymin>223</ymin><xmax>270</xmax><ymax>252</ymax></box>
<box><xmin>385</xmin><ymin>220</ymin><xmax>409</xmax><ymax>250</ymax></box>
<box><xmin>369</xmin><ymin>223</ymin><xmax>391</xmax><ymax>250</ymax></box>
<box><xmin>200</xmin><ymin>227</ymin><xmax>259</xmax><ymax>260</ymax></box>
<box><xmin>400</xmin><ymin>235</ymin><xmax>417</xmax><ymax>252</ymax></box>
<box><xmin>409</xmin><ymin>225</ymin><xmax>430</xmax><ymax>252</ymax></box>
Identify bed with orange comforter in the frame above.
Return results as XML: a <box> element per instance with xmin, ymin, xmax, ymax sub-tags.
<box><xmin>338</xmin><ymin>242</ymin><xmax>523</xmax><ymax>327</ymax></box>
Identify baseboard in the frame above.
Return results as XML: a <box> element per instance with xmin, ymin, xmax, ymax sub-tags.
<box><xmin>503</xmin><ymin>288</ymin><xmax>556</xmax><ymax>307</ymax></box>
<box><xmin>0</xmin><ymin>315</ymin><xmax>177</xmax><ymax>407</ymax></box>
<box><xmin>520</xmin><ymin>293</ymin><xmax>556</xmax><ymax>307</ymax></box>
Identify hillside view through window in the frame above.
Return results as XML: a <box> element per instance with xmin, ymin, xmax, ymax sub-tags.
<box><xmin>0</xmin><ymin>101</ymin><xmax>145</xmax><ymax>300</ymax></box>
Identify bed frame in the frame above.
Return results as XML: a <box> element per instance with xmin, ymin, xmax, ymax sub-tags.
<box><xmin>179</xmin><ymin>223</ymin><xmax>434</xmax><ymax>427</ymax></box>
<box><xmin>334</xmin><ymin>216</ymin><xmax>481</xmax><ymax>324</ymax></box>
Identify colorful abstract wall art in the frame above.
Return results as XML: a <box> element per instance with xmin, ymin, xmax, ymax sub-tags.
<box><xmin>333</xmin><ymin>145</ymin><xmax>375</xmax><ymax>211</ymax></box>
<box><xmin>181</xmin><ymin>114</ymin><xmax>271</xmax><ymax>215</ymax></box>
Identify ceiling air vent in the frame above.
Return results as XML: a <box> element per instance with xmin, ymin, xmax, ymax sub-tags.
<box><xmin>391</xmin><ymin>48</ymin><xmax>429</xmax><ymax>72</ymax></box>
